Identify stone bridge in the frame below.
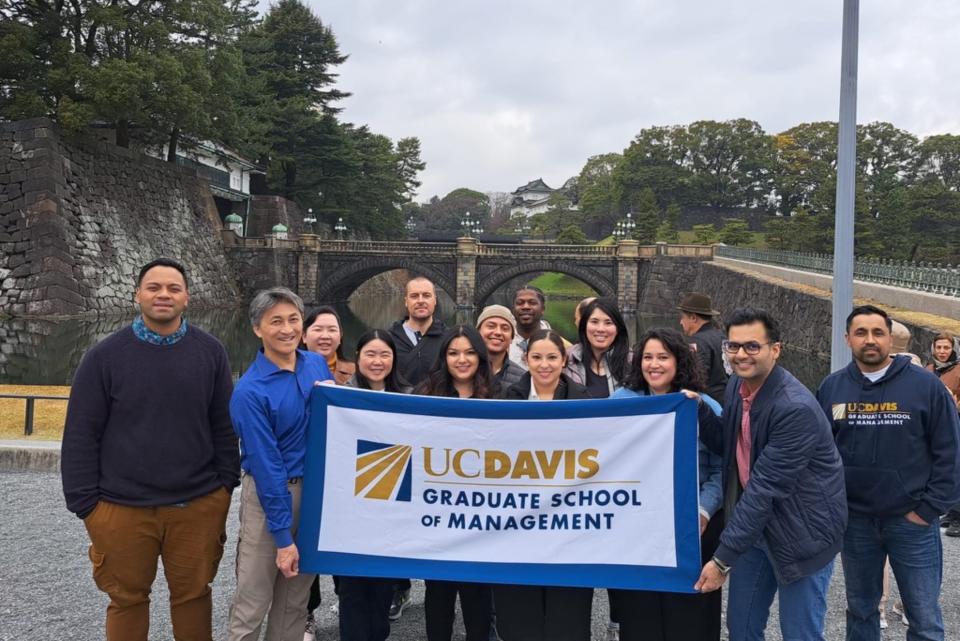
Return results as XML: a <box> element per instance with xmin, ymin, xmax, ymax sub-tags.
<box><xmin>223</xmin><ymin>233</ymin><xmax>715</xmax><ymax>313</ymax></box>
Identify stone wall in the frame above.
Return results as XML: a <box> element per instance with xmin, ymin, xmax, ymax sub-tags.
<box><xmin>637</xmin><ymin>257</ymin><xmax>709</xmax><ymax>315</ymax></box>
<box><xmin>228</xmin><ymin>247</ymin><xmax>300</xmax><ymax>300</ymax></box>
<box><xmin>692</xmin><ymin>262</ymin><xmax>943</xmax><ymax>361</ymax></box>
<box><xmin>0</xmin><ymin>118</ymin><xmax>239</xmax><ymax>316</ymax></box>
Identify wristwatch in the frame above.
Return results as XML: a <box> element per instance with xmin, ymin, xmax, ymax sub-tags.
<box><xmin>711</xmin><ymin>556</ymin><xmax>732</xmax><ymax>576</ymax></box>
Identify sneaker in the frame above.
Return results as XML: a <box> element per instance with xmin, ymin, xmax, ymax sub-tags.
<box><xmin>388</xmin><ymin>588</ymin><xmax>410</xmax><ymax>621</ymax></box>
<box><xmin>879</xmin><ymin>612</ymin><xmax>888</xmax><ymax>629</ymax></box>
<box><xmin>303</xmin><ymin>613</ymin><xmax>317</xmax><ymax>641</ymax></box>
<box><xmin>947</xmin><ymin>521</ymin><xmax>960</xmax><ymax>537</ymax></box>
<box><xmin>941</xmin><ymin>515</ymin><xmax>953</xmax><ymax>528</ymax></box>
<box><xmin>606</xmin><ymin>621</ymin><xmax>620</xmax><ymax>641</ymax></box>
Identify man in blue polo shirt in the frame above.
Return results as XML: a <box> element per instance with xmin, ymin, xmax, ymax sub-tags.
<box><xmin>227</xmin><ymin>287</ymin><xmax>332</xmax><ymax>641</ymax></box>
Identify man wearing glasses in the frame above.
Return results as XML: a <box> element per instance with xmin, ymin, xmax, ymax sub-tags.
<box><xmin>694</xmin><ymin>307</ymin><xmax>846</xmax><ymax>641</ymax></box>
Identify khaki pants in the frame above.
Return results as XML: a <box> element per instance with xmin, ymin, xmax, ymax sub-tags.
<box><xmin>227</xmin><ymin>474</ymin><xmax>315</xmax><ymax>641</ymax></box>
<box><xmin>83</xmin><ymin>486</ymin><xmax>232</xmax><ymax>641</ymax></box>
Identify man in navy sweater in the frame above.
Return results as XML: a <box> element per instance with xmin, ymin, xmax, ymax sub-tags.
<box><xmin>817</xmin><ymin>305</ymin><xmax>960</xmax><ymax>641</ymax></box>
<box><xmin>226</xmin><ymin>287</ymin><xmax>332</xmax><ymax>641</ymax></box>
<box><xmin>62</xmin><ymin>257</ymin><xmax>239</xmax><ymax>641</ymax></box>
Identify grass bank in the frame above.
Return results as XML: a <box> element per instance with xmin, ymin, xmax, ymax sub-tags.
<box><xmin>0</xmin><ymin>385</ymin><xmax>70</xmax><ymax>441</ymax></box>
<box><xmin>528</xmin><ymin>272</ymin><xmax>596</xmax><ymax>299</ymax></box>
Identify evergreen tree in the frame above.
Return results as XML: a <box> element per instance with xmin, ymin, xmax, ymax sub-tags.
<box><xmin>631</xmin><ymin>187</ymin><xmax>660</xmax><ymax>244</ymax></box>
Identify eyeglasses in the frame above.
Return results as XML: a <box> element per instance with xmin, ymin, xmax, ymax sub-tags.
<box><xmin>722</xmin><ymin>340</ymin><xmax>775</xmax><ymax>355</ymax></box>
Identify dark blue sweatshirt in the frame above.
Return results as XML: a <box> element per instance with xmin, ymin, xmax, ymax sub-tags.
<box><xmin>817</xmin><ymin>355</ymin><xmax>960</xmax><ymax>524</ymax></box>
<box><xmin>62</xmin><ymin>326</ymin><xmax>240</xmax><ymax>518</ymax></box>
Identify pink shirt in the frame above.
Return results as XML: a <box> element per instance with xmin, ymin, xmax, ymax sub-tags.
<box><xmin>736</xmin><ymin>381</ymin><xmax>762</xmax><ymax>488</ymax></box>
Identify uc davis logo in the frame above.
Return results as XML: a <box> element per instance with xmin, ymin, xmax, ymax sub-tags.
<box><xmin>832</xmin><ymin>404</ymin><xmax>847</xmax><ymax>421</ymax></box>
<box><xmin>355</xmin><ymin>440</ymin><xmax>413</xmax><ymax>501</ymax></box>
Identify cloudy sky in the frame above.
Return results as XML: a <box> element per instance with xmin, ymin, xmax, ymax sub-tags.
<box><xmin>291</xmin><ymin>1</ymin><xmax>960</xmax><ymax>201</ymax></box>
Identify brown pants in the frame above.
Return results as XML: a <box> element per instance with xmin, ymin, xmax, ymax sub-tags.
<box><xmin>83</xmin><ymin>486</ymin><xmax>232</xmax><ymax>641</ymax></box>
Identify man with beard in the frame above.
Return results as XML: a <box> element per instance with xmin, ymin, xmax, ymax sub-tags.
<box><xmin>510</xmin><ymin>285</ymin><xmax>552</xmax><ymax>367</ymax></box>
<box><xmin>694</xmin><ymin>307</ymin><xmax>846</xmax><ymax>641</ymax></box>
<box><xmin>389</xmin><ymin>276</ymin><xmax>447</xmax><ymax>387</ymax></box>
<box><xmin>817</xmin><ymin>305</ymin><xmax>960</xmax><ymax>641</ymax></box>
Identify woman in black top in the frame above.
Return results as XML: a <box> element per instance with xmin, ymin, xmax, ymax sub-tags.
<box><xmin>416</xmin><ymin>325</ymin><xmax>495</xmax><ymax>641</ymax></box>
<box><xmin>497</xmin><ymin>329</ymin><xmax>594</xmax><ymax>641</ymax></box>
<box><xmin>337</xmin><ymin>330</ymin><xmax>412</xmax><ymax>641</ymax></box>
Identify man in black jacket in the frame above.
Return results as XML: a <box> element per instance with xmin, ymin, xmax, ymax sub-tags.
<box><xmin>386</xmin><ymin>274</ymin><xmax>446</xmax><ymax>620</ymax></box>
<box><xmin>695</xmin><ymin>307</ymin><xmax>846</xmax><ymax>641</ymax></box>
<box><xmin>62</xmin><ymin>258</ymin><xmax>239</xmax><ymax>641</ymax></box>
<box><xmin>388</xmin><ymin>275</ymin><xmax>447</xmax><ymax>387</ymax></box>
<box><xmin>678</xmin><ymin>292</ymin><xmax>728</xmax><ymax>401</ymax></box>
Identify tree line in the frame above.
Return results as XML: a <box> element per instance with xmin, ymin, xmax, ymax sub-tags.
<box><xmin>0</xmin><ymin>0</ymin><xmax>424</xmax><ymax>239</ymax></box>
<box><xmin>412</xmin><ymin>119</ymin><xmax>958</xmax><ymax>264</ymax></box>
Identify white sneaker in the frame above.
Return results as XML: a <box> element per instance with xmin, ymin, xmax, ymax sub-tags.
<box><xmin>606</xmin><ymin>621</ymin><xmax>620</xmax><ymax>641</ymax></box>
<box><xmin>879</xmin><ymin>612</ymin><xmax>888</xmax><ymax>629</ymax></box>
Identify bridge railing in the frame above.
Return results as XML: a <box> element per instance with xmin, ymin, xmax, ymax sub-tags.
<box><xmin>477</xmin><ymin>244</ymin><xmax>618</xmax><ymax>257</ymax></box>
<box><xmin>715</xmin><ymin>245</ymin><xmax>960</xmax><ymax>297</ymax></box>
<box><xmin>314</xmin><ymin>240</ymin><xmax>457</xmax><ymax>254</ymax></box>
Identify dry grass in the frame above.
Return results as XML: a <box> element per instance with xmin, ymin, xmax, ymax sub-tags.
<box><xmin>0</xmin><ymin>385</ymin><xmax>70</xmax><ymax>441</ymax></box>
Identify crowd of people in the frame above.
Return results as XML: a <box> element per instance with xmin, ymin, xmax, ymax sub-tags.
<box><xmin>60</xmin><ymin>257</ymin><xmax>960</xmax><ymax>641</ymax></box>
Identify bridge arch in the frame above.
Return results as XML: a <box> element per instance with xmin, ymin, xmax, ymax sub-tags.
<box><xmin>474</xmin><ymin>260</ymin><xmax>616</xmax><ymax>307</ymax></box>
<box><xmin>315</xmin><ymin>256</ymin><xmax>457</xmax><ymax>304</ymax></box>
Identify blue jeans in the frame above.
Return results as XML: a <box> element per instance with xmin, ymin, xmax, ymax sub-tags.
<box><xmin>726</xmin><ymin>544</ymin><xmax>834</xmax><ymax>641</ymax></box>
<box><xmin>842</xmin><ymin>514</ymin><xmax>944</xmax><ymax>641</ymax></box>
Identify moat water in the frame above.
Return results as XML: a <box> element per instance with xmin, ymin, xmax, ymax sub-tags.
<box><xmin>0</xmin><ymin>291</ymin><xmax>830</xmax><ymax>390</ymax></box>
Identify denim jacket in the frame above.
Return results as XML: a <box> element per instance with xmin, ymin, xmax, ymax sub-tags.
<box><xmin>612</xmin><ymin>387</ymin><xmax>724</xmax><ymax>519</ymax></box>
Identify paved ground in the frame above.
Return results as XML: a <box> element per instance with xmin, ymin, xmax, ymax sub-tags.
<box><xmin>1</xmin><ymin>470</ymin><xmax>957</xmax><ymax>641</ymax></box>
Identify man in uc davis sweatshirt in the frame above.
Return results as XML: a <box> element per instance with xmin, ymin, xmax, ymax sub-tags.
<box><xmin>61</xmin><ymin>258</ymin><xmax>239</xmax><ymax>641</ymax></box>
<box><xmin>226</xmin><ymin>287</ymin><xmax>332</xmax><ymax>641</ymax></box>
<box><xmin>817</xmin><ymin>305</ymin><xmax>960</xmax><ymax>641</ymax></box>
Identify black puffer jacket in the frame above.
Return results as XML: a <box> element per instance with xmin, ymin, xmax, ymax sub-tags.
<box><xmin>501</xmin><ymin>373</ymin><xmax>591</xmax><ymax>400</ymax></box>
<box><xmin>388</xmin><ymin>317</ymin><xmax>446</xmax><ymax>387</ymax></box>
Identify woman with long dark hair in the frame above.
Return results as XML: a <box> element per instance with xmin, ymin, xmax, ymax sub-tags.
<box><xmin>609</xmin><ymin>327</ymin><xmax>724</xmax><ymax>641</ymax></box>
<box><xmin>563</xmin><ymin>297</ymin><xmax>630</xmax><ymax>398</ymax></box>
<box><xmin>330</xmin><ymin>329</ymin><xmax>412</xmax><ymax>641</ymax></box>
<box><xmin>496</xmin><ymin>328</ymin><xmax>594</xmax><ymax>641</ymax></box>
<box><xmin>348</xmin><ymin>329</ymin><xmax>411</xmax><ymax>393</ymax></box>
<box><xmin>416</xmin><ymin>325</ymin><xmax>495</xmax><ymax>641</ymax></box>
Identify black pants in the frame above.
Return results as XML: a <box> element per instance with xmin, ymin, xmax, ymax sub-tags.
<box><xmin>395</xmin><ymin>578</ymin><xmax>412</xmax><ymax>592</ymax></box>
<box><xmin>338</xmin><ymin>576</ymin><xmax>394</xmax><ymax>641</ymax></box>
<box><xmin>307</xmin><ymin>575</ymin><xmax>340</xmax><ymax>613</ymax></box>
<box><xmin>610</xmin><ymin>511</ymin><xmax>723</xmax><ymax>641</ymax></box>
<box><xmin>425</xmin><ymin>579</ymin><xmax>492</xmax><ymax>641</ymax></box>
<box><xmin>493</xmin><ymin>584</ymin><xmax>593</xmax><ymax>641</ymax></box>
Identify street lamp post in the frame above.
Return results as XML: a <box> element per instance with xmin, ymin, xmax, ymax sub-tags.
<box><xmin>303</xmin><ymin>207</ymin><xmax>317</xmax><ymax>235</ymax></box>
<box><xmin>461</xmin><ymin>211</ymin><xmax>475</xmax><ymax>237</ymax></box>
<box><xmin>335</xmin><ymin>216</ymin><xmax>347</xmax><ymax>241</ymax></box>
<box><xmin>612</xmin><ymin>211</ymin><xmax>635</xmax><ymax>241</ymax></box>
<box><xmin>406</xmin><ymin>216</ymin><xmax>417</xmax><ymax>237</ymax></box>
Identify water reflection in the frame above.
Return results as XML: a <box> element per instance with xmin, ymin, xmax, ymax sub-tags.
<box><xmin>0</xmin><ymin>296</ymin><xmax>829</xmax><ymax>390</ymax></box>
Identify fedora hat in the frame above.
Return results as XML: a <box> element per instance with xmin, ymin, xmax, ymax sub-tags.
<box><xmin>677</xmin><ymin>293</ymin><xmax>719</xmax><ymax>317</ymax></box>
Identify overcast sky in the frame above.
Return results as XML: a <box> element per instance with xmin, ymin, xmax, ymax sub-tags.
<box><xmin>290</xmin><ymin>1</ymin><xmax>960</xmax><ymax>202</ymax></box>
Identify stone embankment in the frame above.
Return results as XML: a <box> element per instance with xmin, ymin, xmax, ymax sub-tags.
<box><xmin>0</xmin><ymin>118</ymin><xmax>238</xmax><ymax>317</ymax></box>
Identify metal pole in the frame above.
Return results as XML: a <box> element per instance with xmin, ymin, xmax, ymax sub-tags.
<box><xmin>831</xmin><ymin>0</ymin><xmax>859</xmax><ymax>372</ymax></box>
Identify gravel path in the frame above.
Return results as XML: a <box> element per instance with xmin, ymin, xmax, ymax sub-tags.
<box><xmin>1</xmin><ymin>471</ymin><xmax>957</xmax><ymax>640</ymax></box>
